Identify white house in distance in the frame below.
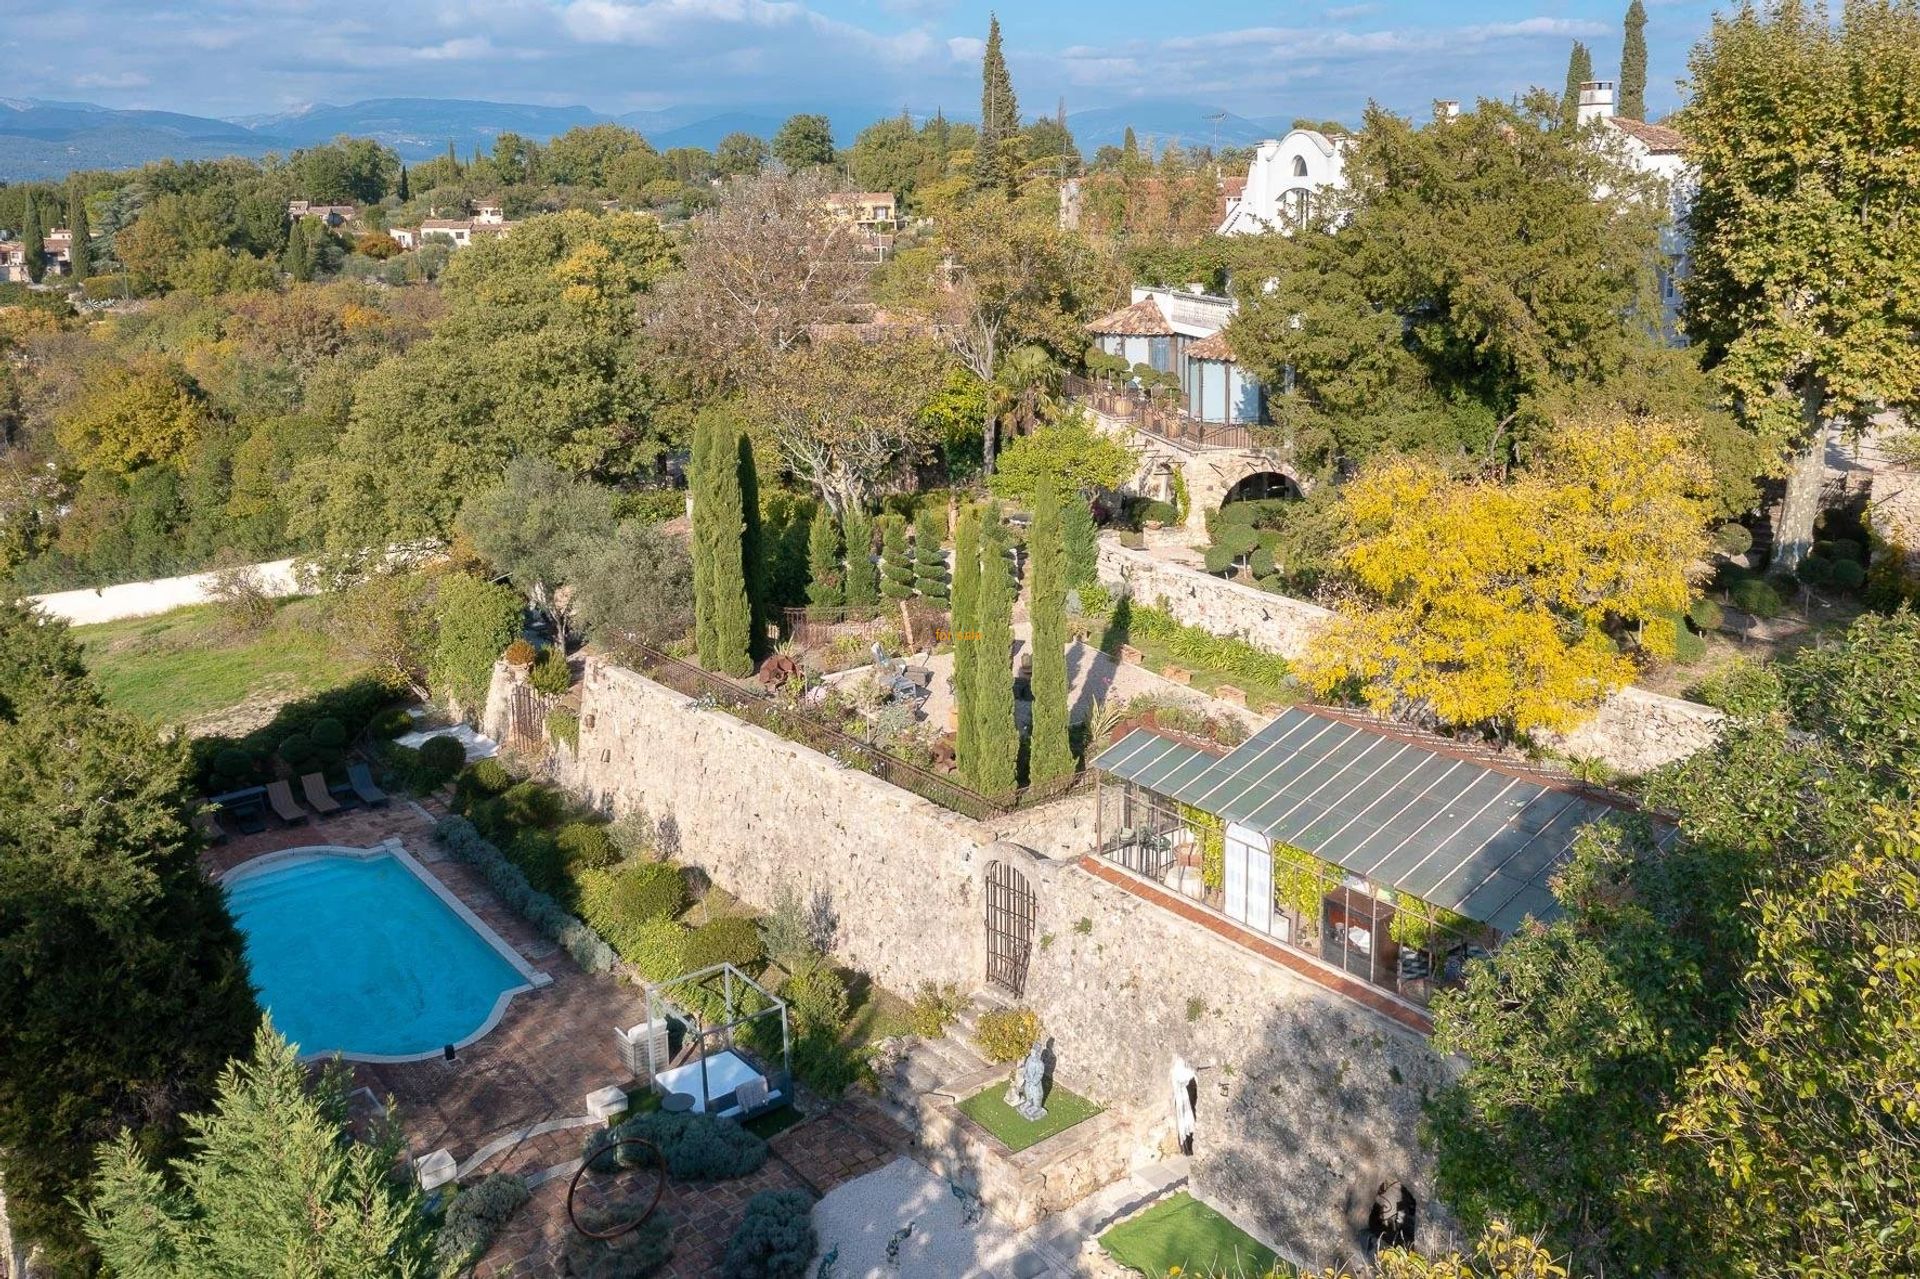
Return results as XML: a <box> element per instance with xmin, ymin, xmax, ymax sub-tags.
<box><xmin>1217</xmin><ymin>129</ymin><xmax>1352</xmax><ymax>235</ymax></box>
<box><xmin>1578</xmin><ymin>80</ymin><xmax>1692</xmax><ymax>333</ymax></box>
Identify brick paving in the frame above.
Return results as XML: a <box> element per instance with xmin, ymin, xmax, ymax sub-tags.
<box><xmin>474</xmin><ymin>1103</ymin><xmax>908</xmax><ymax>1278</ymax></box>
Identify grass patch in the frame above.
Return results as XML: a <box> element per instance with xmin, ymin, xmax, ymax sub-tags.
<box><xmin>743</xmin><ymin>1104</ymin><xmax>805</xmax><ymax>1140</ymax></box>
<box><xmin>1099</xmin><ymin>1192</ymin><xmax>1285</xmax><ymax>1278</ymax></box>
<box><xmin>956</xmin><ymin>1080</ymin><xmax>1103</xmax><ymax>1153</ymax></box>
<box><xmin>74</xmin><ymin>599</ymin><xmax>364</xmax><ymax>729</ymax></box>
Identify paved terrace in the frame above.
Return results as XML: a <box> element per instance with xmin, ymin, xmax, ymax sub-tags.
<box><xmin>203</xmin><ymin>795</ymin><xmax>912</xmax><ymax>1276</ymax></box>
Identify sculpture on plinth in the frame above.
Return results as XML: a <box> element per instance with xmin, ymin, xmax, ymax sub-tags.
<box><xmin>1003</xmin><ymin>1038</ymin><xmax>1049</xmax><ymax>1122</ymax></box>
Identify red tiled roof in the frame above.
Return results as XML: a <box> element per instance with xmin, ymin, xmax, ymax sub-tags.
<box><xmin>1186</xmin><ymin>331</ymin><xmax>1235</xmax><ymax>361</ymax></box>
<box><xmin>1086</xmin><ymin>296</ymin><xmax>1176</xmax><ymax>337</ymax></box>
<box><xmin>1609</xmin><ymin>116</ymin><xmax>1687</xmax><ymax>154</ymax></box>
<box><xmin>1223</xmin><ymin>176</ymin><xmax>1246</xmax><ymax>199</ymax></box>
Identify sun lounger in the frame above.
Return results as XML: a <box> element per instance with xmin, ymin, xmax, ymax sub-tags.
<box><xmin>300</xmin><ymin>772</ymin><xmax>342</xmax><ymax>817</ymax></box>
<box><xmin>266</xmin><ymin>779</ymin><xmax>309</xmax><ymax>824</ymax></box>
<box><xmin>194</xmin><ymin>808</ymin><xmax>227</xmax><ymax>844</ymax></box>
<box><xmin>347</xmin><ymin>761</ymin><xmax>390</xmax><ymax>807</ymax></box>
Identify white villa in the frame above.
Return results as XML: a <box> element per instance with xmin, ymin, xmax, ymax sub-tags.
<box><xmin>1217</xmin><ymin>129</ymin><xmax>1352</xmax><ymax>235</ymax></box>
<box><xmin>1086</xmin><ymin>286</ymin><xmax>1267</xmax><ymax>426</ymax></box>
<box><xmin>1577</xmin><ymin>80</ymin><xmax>1693</xmax><ymax>333</ymax></box>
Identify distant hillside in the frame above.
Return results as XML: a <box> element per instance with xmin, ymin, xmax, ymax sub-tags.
<box><xmin>0</xmin><ymin>98</ymin><xmax>287</xmax><ymax>180</ymax></box>
<box><xmin>251</xmin><ymin>98</ymin><xmax>609</xmax><ymax>158</ymax></box>
<box><xmin>1066</xmin><ymin>101</ymin><xmax>1281</xmax><ymax>153</ymax></box>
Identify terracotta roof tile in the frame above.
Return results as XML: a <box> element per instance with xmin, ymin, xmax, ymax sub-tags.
<box><xmin>1085</xmin><ymin>296</ymin><xmax>1176</xmax><ymax>337</ymax></box>
<box><xmin>1609</xmin><ymin>116</ymin><xmax>1687</xmax><ymax>154</ymax></box>
<box><xmin>1186</xmin><ymin>331</ymin><xmax>1235</xmax><ymax>361</ymax></box>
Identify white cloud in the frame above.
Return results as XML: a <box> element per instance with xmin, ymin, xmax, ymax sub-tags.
<box><xmin>73</xmin><ymin>70</ymin><xmax>151</xmax><ymax>89</ymax></box>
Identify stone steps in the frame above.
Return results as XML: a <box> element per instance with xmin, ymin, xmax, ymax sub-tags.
<box><xmin>1023</xmin><ymin>1156</ymin><xmax>1193</xmax><ymax>1276</ymax></box>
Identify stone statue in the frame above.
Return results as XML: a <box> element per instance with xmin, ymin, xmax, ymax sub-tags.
<box><xmin>1004</xmin><ymin>1039</ymin><xmax>1049</xmax><ymax>1123</ymax></box>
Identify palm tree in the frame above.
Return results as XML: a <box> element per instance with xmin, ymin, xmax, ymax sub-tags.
<box><xmin>989</xmin><ymin>344</ymin><xmax>1063</xmax><ymax>439</ymax></box>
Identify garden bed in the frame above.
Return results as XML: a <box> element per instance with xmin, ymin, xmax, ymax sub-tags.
<box><xmin>956</xmin><ymin>1080</ymin><xmax>1103</xmax><ymax>1153</ymax></box>
<box><xmin>1098</xmin><ymin>1191</ymin><xmax>1286</xmax><ymax>1278</ymax></box>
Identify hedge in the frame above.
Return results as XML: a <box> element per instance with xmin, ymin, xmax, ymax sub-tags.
<box><xmin>434</xmin><ymin>1173</ymin><xmax>528</xmax><ymax>1273</ymax></box>
<box><xmin>434</xmin><ymin>817</ymin><xmax>615</xmax><ymax>974</ymax></box>
<box><xmin>584</xmin><ymin>1110</ymin><xmax>767</xmax><ymax>1182</ymax></box>
<box><xmin>722</xmin><ymin>1190</ymin><xmax>816</xmax><ymax>1279</ymax></box>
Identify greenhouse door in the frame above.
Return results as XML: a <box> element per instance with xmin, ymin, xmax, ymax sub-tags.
<box><xmin>1224</xmin><ymin>822</ymin><xmax>1273</xmax><ymax>936</ymax></box>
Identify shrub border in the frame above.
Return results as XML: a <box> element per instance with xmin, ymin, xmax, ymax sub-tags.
<box><xmin>435</xmin><ymin>816</ymin><xmax>619</xmax><ymax>975</ymax></box>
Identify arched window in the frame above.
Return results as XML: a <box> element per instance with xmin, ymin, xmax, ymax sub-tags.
<box><xmin>1291</xmin><ymin>155</ymin><xmax>1309</xmax><ymax>178</ymax></box>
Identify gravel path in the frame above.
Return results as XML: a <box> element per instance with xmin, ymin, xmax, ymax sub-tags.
<box><xmin>811</xmin><ymin>1156</ymin><xmax>1045</xmax><ymax>1278</ymax></box>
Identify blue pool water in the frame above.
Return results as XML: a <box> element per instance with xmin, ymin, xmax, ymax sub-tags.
<box><xmin>226</xmin><ymin>853</ymin><xmax>529</xmax><ymax>1059</ymax></box>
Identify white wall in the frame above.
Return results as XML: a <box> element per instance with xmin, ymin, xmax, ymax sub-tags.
<box><xmin>26</xmin><ymin>557</ymin><xmax>304</xmax><ymax>626</ymax></box>
<box><xmin>1219</xmin><ymin>130</ymin><xmax>1349</xmax><ymax>235</ymax></box>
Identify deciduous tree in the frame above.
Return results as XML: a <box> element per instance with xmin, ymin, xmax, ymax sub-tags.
<box><xmin>1680</xmin><ymin>0</ymin><xmax>1920</xmax><ymax>568</ymax></box>
<box><xmin>431</xmin><ymin>573</ymin><xmax>524</xmax><ymax>711</ymax></box>
<box><xmin>987</xmin><ymin>414</ymin><xmax>1137</xmax><ymax>508</ymax></box>
<box><xmin>570</xmin><ymin>521</ymin><xmax>695</xmax><ymax>653</ymax></box>
<box><xmin>771</xmin><ymin>114</ymin><xmax>835</xmax><ymax>171</ymax></box>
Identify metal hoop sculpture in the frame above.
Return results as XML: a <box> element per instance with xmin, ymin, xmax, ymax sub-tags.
<box><xmin>566</xmin><ymin>1137</ymin><xmax>667</xmax><ymax>1240</ymax></box>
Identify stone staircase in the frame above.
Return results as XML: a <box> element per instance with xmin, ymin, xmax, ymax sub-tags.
<box><xmin>1022</xmin><ymin>1156</ymin><xmax>1194</xmax><ymax>1277</ymax></box>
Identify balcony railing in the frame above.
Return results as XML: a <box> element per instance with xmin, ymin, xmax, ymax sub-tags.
<box><xmin>1064</xmin><ymin>373</ymin><xmax>1258</xmax><ymax>452</ymax></box>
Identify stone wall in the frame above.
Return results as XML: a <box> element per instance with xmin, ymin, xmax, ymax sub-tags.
<box><xmin>1097</xmin><ymin>538</ymin><xmax>1721</xmax><ymax>776</ymax></box>
<box><xmin>1098</xmin><ymin>538</ymin><xmax>1334</xmax><ymax>659</ymax></box>
<box><xmin>26</xmin><ymin>554</ymin><xmax>303</xmax><ymax>625</ymax></box>
<box><xmin>501</xmin><ymin>657</ymin><xmax>1454</xmax><ymax>1266</ymax></box>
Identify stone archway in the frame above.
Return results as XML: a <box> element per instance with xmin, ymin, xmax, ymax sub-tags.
<box><xmin>1222</xmin><ymin>471</ymin><xmax>1304</xmax><ymax>505</ymax></box>
<box><xmin>1180</xmin><ymin>451</ymin><xmax>1309</xmax><ymax>538</ymax></box>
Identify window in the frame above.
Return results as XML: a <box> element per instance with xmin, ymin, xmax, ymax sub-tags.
<box><xmin>1284</xmin><ymin>188</ymin><xmax>1311</xmax><ymax>226</ymax></box>
<box><xmin>1148</xmin><ymin>336</ymin><xmax>1173</xmax><ymax>372</ymax></box>
<box><xmin>1291</xmin><ymin>155</ymin><xmax>1309</xmax><ymax>178</ymax></box>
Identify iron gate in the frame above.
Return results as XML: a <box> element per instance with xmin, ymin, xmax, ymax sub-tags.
<box><xmin>985</xmin><ymin>860</ymin><xmax>1036</xmax><ymax>996</ymax></box>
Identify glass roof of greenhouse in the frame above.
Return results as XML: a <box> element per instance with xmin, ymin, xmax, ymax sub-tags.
<box><xmin>1095</xmin><ymin>708</ymin><xmax>1675</xmax><ymax>935</ymax></box>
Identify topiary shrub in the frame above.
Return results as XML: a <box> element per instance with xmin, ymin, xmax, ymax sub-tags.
<box><xmin>417</xmin><ymin>734</ymin><xmax>468</xmax><ymax>784</ymax></box>
<box><xmin>590</xmin><ymin>1110</ymin><xmax>768</xmax><ymax>1182</ymax></box>
<box><xmin>371</xmin><ymin>707</ymin><xmax>414</xmax><ymax>739</ymax></box>
<box><xmin>783</xmin><ymin>963</ymin><xmax>849</xmax><ymax>1038</ymax></box>
<box><xmin>210</xmin><ymin>746</ymin><xmax>255</xmax><ymax>789</ymax></box>
<box><xmin>1688</xmin><ymin>598</ymin><xmax>1725</xmax><ymax>632</ymax></box>
<box><xmin>505</xmin><ymin>828</ymin><xmax>566</xmax><ymax>896</ymax></box>
<box><xmin>278</xmin><ymin>732</ymin><xmax>318</xmax><ymax>773</ymax></box>
<box><xmin>1714</xmin><ymin>523</ymin><xmax>1755</xmax><ymax>556</ymax></box>
<box><xmin>531</xmin><ymin>647</ymin><xmax>573</xmax><ymax>696</ymax></box>
<box><xmin>558</xmin><ymin>821</ymin><xmax>619</xmax><ymax>870</ymax></box>
<box><xmin>435</xmin><ymin>1173</ymin><xmax>529</xmax><ymax>1273</ymax></box>
<box><xmin>722</xmin><ymin>1190</ymin><xmax>816</xmax><ymax>1279</ymax></box>
<box><xmin>501</xmin><ymin>780</ymin><xmax>566</xmax><ymax>829</ymax></box>
<box><xmin>1829</xmin><ymin>558</ymin><xmax>1867</xmax><ymax>591</ymax></box>
<box><xmin>455</xmin><ymin>758</ymin><xmax>515</xmax><ymax>812</ymax></box>
<box><xmin>1729</xmin><ymin>578</ymin><xmax>1784</xmax><ymax>620</ymax></box>
<box><xmin>560</xmin><ymin>1209</ymin><xmax>672</xmax><ymax>1278</ymax></box>
<box><xmin>684</xmin><ymin>916</ymin><xmax>766</xmax><ymax>974</ymax></box>
<box><xmin>1672</xmin><ymin>624</ymin><xmax>1707</xmax><ymax>665</ymax></box>
<box><xmin>308</xmin><ymin>716</ymin><xmax>347</xmax><ymax>751</ymax></box>
<box><xmin>623</xmin><ymin>919</ymin><xmax>691</xmax><ymax>980</ymax></box>
<box><xmin>503</xmin><ymin>638</ymin><xmax>537</xmax><ymax>667</ymax></box>
<box><xmin>580</xmin><ymin>864</ymin><xmax>687</xmax><ymax>939</ymax></box>
<box><xmin>1815</xmin><ymin>538</ymin><xmax>1864</xmax><ymax>564</ymax></box>
<box><xmin>975</xmin><ymin>1007</ymin><xmax>1042</xmax><ymax>1064</ymax></box>
<box><xmin>1797</xmin><ymin>554</ymin><xmax>1835</xmax><ymax>588</ymax></box>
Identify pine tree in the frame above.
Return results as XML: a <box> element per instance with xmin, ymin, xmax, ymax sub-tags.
<box><xmin>913</xmin><ymin>508</ymin><xmax>949</xmax><ymax>600</ymax></box>
<box><xmin>691</xmin><ymin>409</ymin><xmax>753</xmax><ymax>674</ymax></box>
<box><xmin>738</xmin><ymin>433</ymin><xmax>768</xmax><ymax>659</ymax></box>
<box><xmin>1122</xmin><ymin>126</ymin><xmax>1140</xmax><ymax>161</ymax></box>
<box><xmin>950</xmin><ymin>506</ymin><xmax>982</xmax><ymax>766</ymax></box>
<box><xmin>65</xmin><ymin>185</ymin><xmax>91</xmax><ymax>281</ymax></box>
<box><xmin>1027</xmin><ymin>484</ymin><xmax>1074</xmax><ymax>786</ymax></box>
<box><xmin>446</xmin><ymin>140</ymin><xmax>459</xmax><ymax>173</ymax></box>
<box><xmin>842</xmin><ymin>507</ymin><xmax>878</xmax><ymax>616</ymax></box>
<box><xmin>1562</xmin><ymin>41</ymin><xmax>1595</xmax><ymax>127</ymax></box>
<box><xmin>82</xmin><ymin>1025</ymin><xmax>435</xmax><ymax>1277</ymax></box>
<box><xmin>1063</xmin><ymin>494</ymin><xmax>1097</xmax><ymax>589</ymax></box>
<box><xmin>972</xmin><ymin>13</ymin><xmax>1020</xmax><ymax>192</ymax></box>
<box><xmin>806</xmin><ymin>506</ymin><xmax>843</xmax><ymax>608</ymax></box>
<box><xmin>1620</xmin><ymin>0</ymin><xmax>1649</xmax><ymax>120</ymax></box>
<box><xmin>397</xmin><ymin>164</ymin><xmax>410</xmax><ymax>202</ymax></box>
<box><xmin>970</xmin><ymin>506</ymin><xmax>1018</xmax><ymax>795</ymax></box>
<box><xmin>879</xmin><ymin>514</ymin><xmax>915</xmax><ymax>601</ymax></box>
<box><xmin>21</xmin><ymin>194</ymin><xmax>44</xmax><ymax>283</ymax></box>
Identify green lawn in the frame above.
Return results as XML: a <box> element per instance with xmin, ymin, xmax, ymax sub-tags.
<box><xmin>956</xmin><ymin>1079</ymin><xmax>1103</xmax><ymax>1152</ymax></box>
<box><xmin>74</xmin><ymin>599</ymin><xmax>364</xmax><ymax>731</ymax></box>
<box><xmin>1099</xmin><ymin>1192</ymin><xmax>1286</xmax><ymax>1278</ymax></box>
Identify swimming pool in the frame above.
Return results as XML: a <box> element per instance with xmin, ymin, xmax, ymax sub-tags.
<box><xmin>224</xmin><ymin>848</ymin><xmax>542</xmax><ymax>1062</ymax></box>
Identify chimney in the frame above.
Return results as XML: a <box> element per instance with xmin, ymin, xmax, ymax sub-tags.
<box><xmin>1434</xmin><ymin>100</ymin><xmax>1461</xmax><ymax>123</ymax></box>
<box><xmin>1578</xmin><ymin>80</ymin><xmax>1616</xmax><ymax>127</ymax></box>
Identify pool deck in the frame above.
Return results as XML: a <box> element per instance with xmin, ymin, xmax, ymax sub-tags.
<box><xmin>202</xmin><ymin>795</ymin><xmax>649</xmax><ymax>1183</ymax></box>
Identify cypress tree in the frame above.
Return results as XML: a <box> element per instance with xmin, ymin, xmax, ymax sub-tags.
<box><xmin>1027</xmin><ymin>484</ymin><xmax>1074</xmax><ymax>786</ymax></box>
<box><xmin>1562</xmin><ymin>41</ymin><xmax>1594</xmax><ymax>128</ymax></box>
<box><xmin>842</xmin><ymin>507</ymin><xmax>878</xmax><ymax>616</ymax></box>
<box><xmin>879</xmin><ymin>514</ymin><xmax>915</xmax><ymax>601</ymax></box>
<box><xmin>66</xmin><ymin>185</ymin><xmax>91</xmax><ymax>281</ymax></box>
<box><xmin>690</xmin><ymin>413</ymin><xmax>717</xmax><ymax>658</ymax></box>
<box><xmin>738</xmin><ymin>432</ymin><xmax>768</xmax><ymax>659</ymax></box>
<box><xmin>950</xmin><ymin>506</ymin><xmax>982</xmax><ymax>767</ymax></box>
<box><xmin>913</xmin><ymin>508</ymin><xmax>949</xmax><ymax>600</ymax></box>
<box><xmin>691</xmin><ymin>409</ymin><xmax>752</xmax><ymax>674</ymax></box>
<box><xmin>1122</xmin><ymin>126</ymin><xmax>1140</xmax><ymax>161</ymax></box>
<box><xmin>446</xmin><ymin>140</ymin><xmax>459</xmax><ymax>173</ymax></box>
<box><xmin>1063</xmin><ymin>494</ymin><xmax>1097</xmax><ymax>589</ymax></box>
<box><xmin>972</xmin><ymin>13</ymin><xmax>1020</xmax><ymax>192</ymax></box>
<box><xmin>806</xmin><ymin>506</ymin><xmax>843</xmax><ymax>607</ymax></box>
<box><xmin>1620</xmin><ymin>0</ymin><xmax>1649</xmax><ymax>120</ymax></box>
<box><xmin>397</xmin><ymin>163</ymin><xmax>411</xmax><ymax>202</ymax></box>
<box><xmin>21</xmin><ymin>195</ymin><xmax>45</xmax><ymax>283</ymax></box>
<box><xmin>970</xmin><ymin>506</ymin><xmax>1018</xmax><ymax>796</ymax></box>
<box><xmin>283</xmin><ymin>219</ymin><xmax>313</xmax><ymax>282</ymax></box>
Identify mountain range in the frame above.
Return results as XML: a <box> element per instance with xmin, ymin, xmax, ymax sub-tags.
<box><xmin>0</xmin><ymin>96</ymin><xmax>1303</xmax><ymax>182</ymax></box>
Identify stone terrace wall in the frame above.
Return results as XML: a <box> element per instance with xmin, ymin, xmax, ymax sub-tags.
<box><xmin>1097</xmin><ymin>539</ymin><xmax>1332</xmax><ymax>658</ymax></box>
<box><xmin>500</xmin><ymin>658</ymin><xmax>1456</xmax><ymax>1265</ymax></box>
<box><xmin>1097</xmin><ymin>537</ymin><xmax>1722</xmax><ymax>776</ymax></box>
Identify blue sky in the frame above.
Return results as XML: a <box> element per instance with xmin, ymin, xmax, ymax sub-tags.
<box><xmin>6</xmin><ymin>1</ymin><xmax>1723</xmax><ymax>124</ymax></box>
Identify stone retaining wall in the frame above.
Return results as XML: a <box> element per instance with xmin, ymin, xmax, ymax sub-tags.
<box><xmin>1533</xmin><ymin>685</ymin><xmax>1724</xmax><ymax>778</ymax></box>
<box><xmin>496</xmin><ymin>656</ymin><xmax>1455</xmax><ymax>1266</ymax></box>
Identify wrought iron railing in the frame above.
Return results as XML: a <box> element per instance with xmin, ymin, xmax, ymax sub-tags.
<box><xmin>616</xmin><ymin>642</ymin><xmax>1091</xmax><ymax>822</ymax></box>
<box><xmin>1063</xmin><ymin>373</ymin><xmax>1258</xmax><ymax>451</ymax></box>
